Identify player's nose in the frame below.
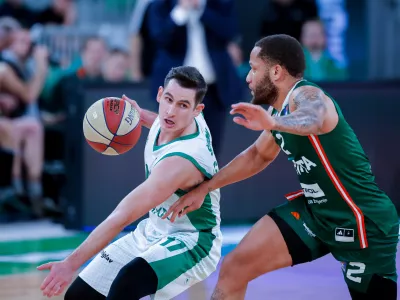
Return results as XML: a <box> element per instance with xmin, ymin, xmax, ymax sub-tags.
<box><xmin>166</xmin><ymin>105</ymin><xmax>177</xmax><ymax>116</ymax></box>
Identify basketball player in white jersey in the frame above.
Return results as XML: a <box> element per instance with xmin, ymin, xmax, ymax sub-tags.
<box><xmin>37</xmin><ymin>66</ymin><xmax>222</xmax><ymax>300</ymax></box>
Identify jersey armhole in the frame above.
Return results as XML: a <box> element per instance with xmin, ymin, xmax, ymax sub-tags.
<box><xmin>156</xmin><ymin>152</ymin><xmax>213</xmax><ymax>180</ymax></box>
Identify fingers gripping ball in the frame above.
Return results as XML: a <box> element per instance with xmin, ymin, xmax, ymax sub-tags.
<box><xmin>83</xmin><ymin>97</ymin><xmax>141</xmax><ymax>155</ymax></box>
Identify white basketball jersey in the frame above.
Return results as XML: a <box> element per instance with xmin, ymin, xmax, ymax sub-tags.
<box><xmin>143</xmin><ymin>113</ymin><xmax>221</xmax><ymax>237</ymax></box>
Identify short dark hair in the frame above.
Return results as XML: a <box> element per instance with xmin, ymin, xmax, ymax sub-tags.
<box><xmin>255</xmin><ymin>34</ymin><xmax>305</xmax><ymax>78</ymax></box>
<box><xmin>164</xmin><ymin>66</ymin><xmax>207</xmax><ymax>106</ymax></box>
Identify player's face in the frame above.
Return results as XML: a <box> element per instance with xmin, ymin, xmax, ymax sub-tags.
<box><xmin>157</xmin><ymin>79</ymin><xmax>204</xmax><ymax>132</ymax></box>
<box><xmin>246</xmin><ymin>47</ymin><xmax>278</xmax><ymax>106</ymax></box>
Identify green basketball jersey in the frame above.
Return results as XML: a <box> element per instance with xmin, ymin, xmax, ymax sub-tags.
<box><xmin>270</xmin><ymin>80</ymin><xmax>398</xmax><ymax>249</ymax></box>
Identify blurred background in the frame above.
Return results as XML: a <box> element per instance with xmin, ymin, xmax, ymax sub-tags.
<box><xmin>0</xmin><ymin>0</ymin><xmax>399</xmax><ymax>299</ymax></box>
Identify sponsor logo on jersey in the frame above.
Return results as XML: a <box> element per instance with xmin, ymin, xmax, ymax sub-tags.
<box><xmin>291</xmin><ymin>211</ymin><xmax>300</xmax><ymax>220</ymax></box>
<box><xmin>307</xmin><ymin>199</ymin><xmax>328</xmax><ymax>205</ymax></box>
<box><xmin>293</xmin><ymin>156</ymin><xmax>317</xmax><ymax>175</ymax></box>
<box><xmin>335</xmin><ymin>228</ymin><xmax>355</xmax><ymax>242</ymax></box>
<box><xmin>303</xmin><ymin>222</ymin><xmax>316</xmax><ymax>238</ymax></box>
<box><xmin>100</xmin><ymin>250</ymin><xmax>113</xmax><ymax>263</ymax></box>
<box><xmin>151</xmin><ymin>206</ymin><xmax>168</xmax><ymax>219</ymax></box>
<box><xmin>300</xmin><ymin>183</ymin><xmax>326</xmax><ymax>198</ymax></box>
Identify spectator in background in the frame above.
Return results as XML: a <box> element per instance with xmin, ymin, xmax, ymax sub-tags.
<box><xmin>227</xmin><ymin>38</ymin><xmax>249</xmax><ymax>80</ymax></box>
<box><xmin>41</xmin><ymin>36</ymin><xmax>108</xmax><ymax>162</ymax></box>
<box><xmin>102</xmin><ymin>49</ymin><xmax>129</xmax><ymax>83</ymax></box>
<box><xmin>1</xmin><ymin>28</ymin><xmax>47</xmax><ymax>216</ymax></box>
<box><xmin>259</xmin><ymin>0</ymin><xmax>318</xmax><ymax>42</ymax></box>
<box><xmin>45</xmin><ymin>36</ymin><xmax>108</xmax><ymax>118</ymax></box>
<box><xmin>0</xmin><ymin>17</ymin><xmax>48</xmax><ymax>218</ymax></box>
<box><xmin>36</xmin><ymin>0</ymin><xmax>76</xmax><ymax>26</ymax></box>
<box><xmin>148</xmin><ymin>0</ymin><xmax>243</xmax><ymax>158</ymax></box>
<box><xmin>128</xmin><ymin>0</ymin><xmax>155</xmax><ymax>82</ymax></box>
<box><xmin>0</xmin><ymin>0</ymin><xmax>37</xmax><ymax>28</ymax></box>
<box><xmin>0</xmin><ymin>16</ymin><xmax>19</xmax><ymax>51</ymax></box>
<box><xmin>66</xmin><ymin>36</ymin><xmax>108</xmax><ymax>80</ymax></box>
<box><xmin>0</xmin><ymin>113</ymin><xmax>15</xmax><ymax>201</ymax></box>
<box><xmin>301</xmin><ymin>18</ymin><xmax>348</xmax><ymax>81</ymax></box>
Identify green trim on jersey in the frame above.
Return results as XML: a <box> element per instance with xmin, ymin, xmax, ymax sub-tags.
<box><xmin>158</xmin><ymin>152</ymin><xmax>213</xmax><ymax>179</ymax></box>
<box><xmin>174</xmin><ymin>189</ymin><xmax>217</xmax><ymax>230</ymax></box>
<box><xmin>153</xmin><ymin>120</ymin><xmax>200</xmax><ymax>151</ymax></box>
<box><xmin>151</xmin><ymin>190</ymin><xmax>217</xmax><ymax>290</ymax></box>
<box><xmin>150</xmin><ymin>229</ymin><xmax>216</xmax><ymax>290</ymax></box>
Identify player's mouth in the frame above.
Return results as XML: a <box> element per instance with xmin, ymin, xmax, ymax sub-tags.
<box><xmin>248</xmin><ymin>86</ymin><xmax>254</xmax><ymax>95</ymax></box>
<box><xmin>164</xmin><ymin>118</ymin><xmax>175</xmax><ymax>128</ymax></box>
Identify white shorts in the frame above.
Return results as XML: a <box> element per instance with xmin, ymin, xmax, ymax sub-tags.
<box><xmin>79</xmin><ymin>219</ymin><xmax>222</xmax><ymax>300</ymax></box>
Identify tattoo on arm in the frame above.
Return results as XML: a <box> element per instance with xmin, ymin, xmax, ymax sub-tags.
<box><xmin>273</xmin><ymin>87</ymin><xmax>327</xmax><ymax>136</ymax></box>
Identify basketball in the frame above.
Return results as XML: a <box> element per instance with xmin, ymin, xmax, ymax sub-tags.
<box><xmin>83</xmin><ymin>97</ymin><xmax>141</xmax><ymax>155</ymax></box>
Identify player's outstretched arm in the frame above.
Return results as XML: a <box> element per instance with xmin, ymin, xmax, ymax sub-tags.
<box><xmin>37</xmin><ymin>156</ymin><xmax>201</xmax><ymax>298</ymax></box>
<box><xmin>163</xmin><ymin>131</ymin><xmax>280</xmax><ymax>221</ymax></box>
<box><xmin>230</xmin><ymin>86</ymin><xmax>337</xmax><ymax>136</ymax></box>
<box><xmin>122</xmin><ymin>95</ymin><xmax>158</xmax><ymax>129</ymax></box>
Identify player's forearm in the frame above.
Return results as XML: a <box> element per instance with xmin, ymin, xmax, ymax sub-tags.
<box><xmin>140</xmin><ymin>109</ymin><xmax>158</xmax><ymax>129</ymax></box>
<box><xmin>203</xmin><ymin>144</ymin><xmax>272</xmax><ymax>192</ymax></box>
<box><xmin>64</xmin><ymin>183</ymin><xmax>166</xmax><ymax>270</ymax></box>
<box><xmin>271</xmin><ymin>110</ymin><xmax>324</xmax><ymax>136</ymax></box>
<box><xmin>64</xmin><ymin>213</ymin><xmax>126</xmax><ymax>270</ymax></box>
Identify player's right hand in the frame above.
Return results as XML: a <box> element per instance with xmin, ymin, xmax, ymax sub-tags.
<box><xmin>37</xmin><ymin>260</ymin><xmax>76</xmax><ymax>298</ymax></box>
<box><xmin>162</xmin><ymin>184</ymin><xmax>208</xmax><ymax>222</ymax></box>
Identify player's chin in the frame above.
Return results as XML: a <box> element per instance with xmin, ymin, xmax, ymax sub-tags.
<box><xmin>160</xmin><ymin>123</ymin><xmax>178</xmax><ymax>131</ymax></box>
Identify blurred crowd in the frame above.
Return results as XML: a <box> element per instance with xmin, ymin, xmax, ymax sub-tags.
<box><xmin>0</xmin><ymin>0</ymin><xmax>349</xmax><ymax>223</ymax></box>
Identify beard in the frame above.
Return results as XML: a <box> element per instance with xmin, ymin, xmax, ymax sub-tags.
<box><xmin>250</xmin><ymin>74</ymin><xmax>278</xmax><ymax>106</ymax></box>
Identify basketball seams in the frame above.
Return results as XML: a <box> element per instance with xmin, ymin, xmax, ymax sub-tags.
<box><xmin>113</xmin><ymin>100</ymin><xmax>127</xmax><ymax>138</ymax></box>
<box><xmin>85</xmin><ymin>114</ymin><xmax>133</xmax><ymax>146</ymax></box>
<box><xmin>84</xmin><ymin>97</ymin><xmax>142</xmax><ymax>155</ymax></box>
<box><xmin>103</xmin><ymin>97</ymin><xmax>126</xmax><ymax>135</ymax></box>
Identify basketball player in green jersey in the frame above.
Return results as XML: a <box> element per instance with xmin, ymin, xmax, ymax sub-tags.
<box><xmin>37</xmin><ymin>66</ymin><xmax>222</xmax><ymax>300</ymax></box>
<box><xmin>164</xmin><ymin>35</ymin><xmax>399</xmax><ymax>299</ymax></box>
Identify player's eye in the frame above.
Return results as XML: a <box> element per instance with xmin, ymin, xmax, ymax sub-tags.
<box><xmin>180</xmin><ymin>104</ymin><xmax>188</xmax><ymax>109</ymax></box>
<box><xmin>166</xmin><ymin>97</ymin><xmax>173</xmax><ymax>103</ymax></box>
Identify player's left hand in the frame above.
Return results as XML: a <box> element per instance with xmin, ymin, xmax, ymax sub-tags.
<box><xmin>122</xmin><ymin>94</ymin><xmax>141</xmax><ymax>113</ymax></box>
<box><xmin>37</xmin><ymin>260</ymin><xmax>76</xmax><ymax>297</ymax></box>
<box><xmin>230</xmin><ymin>102</ymin><xmax>276</xmax><ymax>131</ymax></box>
<box><xmin>122</xmin><ymin>94</ymin><xmax>144</xmax><ymax>124</ymax></box>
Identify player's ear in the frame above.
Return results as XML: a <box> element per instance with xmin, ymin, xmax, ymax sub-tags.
<box><xmin>156</xmin><ymin>86</ymin><xmax>163</xmax><ymax>103</ymax></box>
<box><xmin>194</xmin><ymin>103</ymin><xmax>205</xmax><ymax>117</ymax></box>
<box><xmin>271</xmin><ymin>64</ymin><xmax>283</xmax><ymax>81</ymax></box>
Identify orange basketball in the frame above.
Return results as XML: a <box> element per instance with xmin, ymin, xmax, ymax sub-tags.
<box><xmin>83</xmin><ymin>97</ymin><xmax>141</xmax><ymax>155</ymax></box>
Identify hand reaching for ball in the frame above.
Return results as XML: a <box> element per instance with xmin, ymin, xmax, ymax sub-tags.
<box><xmin>122</xmin><ymin>95</ymin><xmax>142</xmax><ymax>116</ymax></box>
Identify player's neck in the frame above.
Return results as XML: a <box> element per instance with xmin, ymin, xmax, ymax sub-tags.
<box><xmin>158</xmin><ymin>119</ymin><xmax>197</xmax><ymax>144</ymax></box>
<box><xmin>271</xmin><ymin>78</ymin><xmax>303</xmax><ymax>111</ymax></box>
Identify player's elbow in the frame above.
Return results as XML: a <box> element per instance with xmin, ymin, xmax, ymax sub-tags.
<box><xmin>251</xmin><ymin>143</ymin><xmax>273</xmax><ymax>165</ymax></box>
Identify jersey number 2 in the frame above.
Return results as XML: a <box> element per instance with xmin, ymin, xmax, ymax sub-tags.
<box><xmin>276</xmin><ymin>133</ymin><xmax>292</xmax><ymax>155</ymax></box>
<box><xmin>346</xmin><ymin>262</ymin><xmax>366</xmax><ymax>283</ymax></box>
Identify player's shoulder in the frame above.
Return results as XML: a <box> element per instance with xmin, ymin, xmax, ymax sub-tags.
<box><xmin>290</xmin><ymin>81</ymin><xmax>326</xmax><ymax>105</ymax></box>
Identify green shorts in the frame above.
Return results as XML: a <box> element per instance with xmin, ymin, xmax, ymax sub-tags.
<box><xmin>270</xmin><ymin>195</ymin><xmax>399</xmax><ymax>293</ymax></box>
